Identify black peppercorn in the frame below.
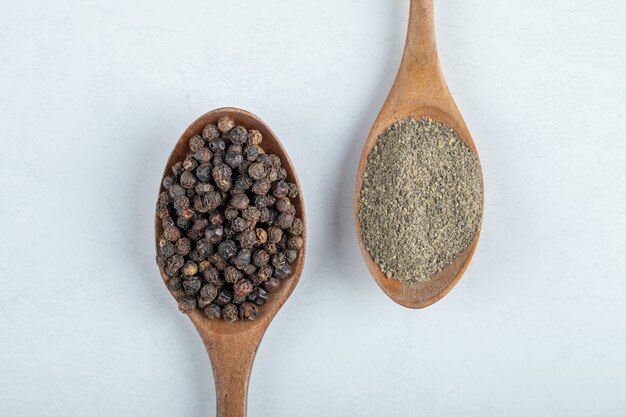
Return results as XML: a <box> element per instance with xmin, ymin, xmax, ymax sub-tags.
<box><xmin>195</xmin><ymin>182</ymin><xmax>214</xmax><ymax>194</ymax></box>
<box><xmin>228</xmin><ymin>126</ymin><xmax>248</xmax><ymax>145</ymax></box>
<box><xmin>173</xmin><ymin>196</ymin><xmax>190</xmax><ymax>212</ymax></box>
<box><xmin>274</xmin><ymin>263</ymin><xmax>291</xmax><ymax>280</ymax></box>
<box><xmin>267</xmin><ymin>167</ymin><xmax>278</xmax><ymax>182</ymax></box>
<box><xmin>251</xmin><ymin>179</ymin><xmax>271</xmax><ymax>195</ymax></box>
<box><xmin>248</xmin><ymin>288</ymin><xmax>268</xmax><ymax>306</ymax></box>
<box><xmin>171</xmin><ymin>161</ymin><xmax>184</xmax><ymax>177</ymax></box>
<box><xmin>275</xmin><ymin>197</ymin><xmax>291</xmax><ymax>213</ymax></box>
<box><xmin>263</xmin><ymin>277</ymin><xmax>280</xmax><ymax>293</ymax></box>
<box><xmin>254</xmin><ymin>195</ymin><xmax>270</xmax><ymax>209</ymax></box>
<box><xmin>165</xmin><ymin>254</ymin><xmax>185</xmax><ymax>276</ymax></box>
<box><xmin>180</xmin><ymin>207</ymin><xmax>194</xmax><ymax>220</ymax></box>
<box><xmin>271</xmin><ymin>253</ymin><xmax>286</xmax><ymax>269</ymax></box>
<box><xmin>180</xmin><ymin>171</ymin><xmax>197</xmax><ymax>189</ymax></box>
<box><xmin>217</xmin><ymin>116</ymin><xmax>235</xmax><ymax>133</ymax></box>
<box><xmin>289</xmin><ymin>218</ymin><xmax>303</xmax><ymax>236</ymax></box>
<box><xmin>203</xmin><ymin>268</ymin><xmax>222</xmax><ymax>286</ymax></box>
<box><xmin>163</xmin><ymin>175</ymin><xmax>175</xmax><ymax>190</ymax></box>
<box><xmin>162</xmin><ymin>217</ymin><xmax>175</xmax><ymax>229</ymax></box>
<box><xmin>205</xmin><ymin>225</ymin><xmax>224</xmax><ymax>245</ymax></box>
<box><xmin>232</xmin><ymin>293</ymin><xmax>247</xmax><ymax>305</ymax></box>
<box><xmin>204</xmin><ymin>303</ymin><xmax>222</xmax><ymax>320</ymax></box>
<box><xmin>257</xmin><ymin>154</ymin><xmax>271</xmax><ymax>165</ymax></box>
<box><xmin>218</xmin><ymin>239</ymin><xmax>237</xmax><ymax>259</ymax></box>
<box><xmin>248</xmin><ymin>162</ymin><xmax>266</xmax><ymax>180</ymax></box>
<box><xmin>196</xmin><ymin>163</ymin><xmax>213</xmax><ymax>182</ymax></box>
<box><xmin>193</xmin><ymin>195</ymin><xmax>213</xmax><ymax>213</ymax></box>
<box><xmin>230</xmin><ymin>194</ymin><xmax>249</xmax><ymax>210</ymax></box>
<box><xmin>183</xmin><ymin>156</ymin><xmax>198</xmax><ymax>171</ymax></box>
<box><xmin>203</xmin><ymin>124</ymin><xmax>220</xmax><ymax>141</ymax></box>
<box><xmin>168</xmin><ymin>275</ymin><xmax>183</xmax><ymax>291</ymax></box>
<box><xmin>234</xmin><ymin>278</ymin><xmax>254</xmax><ymax>297</ymax></box>
<box><xmin>258</xmin><ymin>208</ymin><xmax>270</xmax><ymax>223</ymax></box>
<box><xmin>192</xmin><ymin>219</ymin><xmax>209</xmax><ymax>234</ymax></box>
<box><xmin>252</xmin><ymin>249</ymin><xmax>269</xmax><ymax>267</ymax></box>
<box><xmin>239</xmin><ymin>301</ymin><xmax>259</xmax><ymax>320</ymax></box>
<box><xmin>196</xmin><ymin>238</ymin><xmax>214</xmax><ymax>258</ymax></box>
<box><xmin>178</xmin><ymin>295</ymin><xmax>197</xmax><ymax>314</ymax></box>
<box><xmin>249</xmin><ymin>274</ymin><xmax>263</xmax><ymax>286</ymax></box>
<box><xmin>209</xmin><ymin>138</ymin><xmax>226</xmax><ymax>153</ymax></box>
<box><xmin>189</xmin><ymin>134</ymin><xmax>205</xmax><ymax>152</ymax></box>
<box><xmin>258</xmin><ymin>265</ymin><xmax>273</xmax><ymax>281</ymax></box>
<box><xmin>267</xmin><ymin>226</ymin><xmax>283</xmax><ymax>244</ymax></box>
<box><xmin>164</xmin><ymin>226</ymin><xmax>181</xmax><ymax>242</ymax></box>
<box><xmin>156</xmin><ymin>207</ymin><xmax>170</xmax><ymax>220</ymax></box>
<box><xmin>264</xmin><ymin>242</ymin><xmax>277</xmax><ymax>255</ymax></box>
<box><xmin>271</xmin><ymin>181</ymin><xmax>289</xmax><ymax>198</ymax></box>
<box><xmin>238</xmin><ymin>230</ymin><xmax>257</xmax><ymax>249</ymax></box>
<box><xmin>231</xmin><ymin>248</ymin><xmax>251</xmax><ymax>269</ymax></box>
<box><xmin>159</xmin><ymin>241</ymin><xmax>176</xmax><ymax>257</ymax></box>
<box><xmin>215</xmin><ymin>288</ymin><xmax>232</xmax><ymax>306</ymax></box>
<box><xmin>222</xmin><ymin>303</ymin><xmax>238</xmax><ymax>322</ymax></box>
<box><xmin>275</xmin><ymin>213</ymin><xmax>294</xmax><ymax>229</ymax></box>
<box><xmin>183</xmin><ymin>276</ymin><xmax>201</xmax><ymax>295</ymax></box>
<box><xmin>212</xmin><ymin>164</ymin><xmax>231</xmax><ymax>182</ymax></box>
<box><xmin>287</xmin><ymin>183</ymin><xmax>299</xmax><ymax>198</ymax></box>
<box><xmin>156</xmin><ymin>255</ymin><xmax>167</xmax><ymax>267</ymax></box>
<box><xmin>224</xmin><ymin>266</ymin><xmax>242</xmax><ymax>284</ymax></box>
<box><xmin>195</xmin><ymin>147</ymin><xmax>213</xmax><ymax>164</ymax></box>
<box><xmin>200</xmin><ymin>284</ymin><xmax>218</xmax><ymax>302</ymax></box>
<box><xmin>188</xmin><ymin>250</ymin><xmax>201</xmax><ymax>262</ymax></box>
<box><xmin>242</xmin><ymin>207</ymin><xmax>260</xmax><ymax>223</ymax></box>
<box><xmin>243</xmin><ymin>145</ymin><xmax>261</xmax><ymax>161</ymax></box>
<box><xmin>175</xmin><ymin>238</ymin><xmax>192</xmax><ymax>256</ymax></box>
<box><xmin>169</xmin><ymin>184</ymin><xmax>186</xmax><ymax>199</ymax></box>
<box><xmin>284</xmin><ymin>249</ymin><xmax>298</xmax><ymax>263</ymax></box>
<box><xmin>182</xmin><ymin>261</ymin><xmax>198</xmax><ymax>277</ymax></box>
<box><xmin>248</xmin><ymin>129</ymin><xmax>263</xmax><ymax>145</ymax></box>
<box><xmin>266</xmin><ymin>208</ymin><xmax>278</xmax><ymax>224</ymax></box>
<box><xmin>199</xmin><ymin>260</ymin><xmax>211</xmax><ymax>272</ymax></box>
<box><xmin>223</xmin><ymin>208</ymin><xmax>238</xmax><ymax>221</ymax></box>
<box><xmin>197</xmin><ymin>297</ymin><xmax>212</xmax><ymax>309</ymax></box>
<box><xmin>231</xmin><ymin>217</ymin><xmax>247</xmax><ymax>233</ymax></box>
<box><xmin>210</xmin><ymin>253</ymin><xmax>229</xmax><ymax>271</ymax></box>
<box><xmin>287</xmin><ymin>236</ymin><xmax>303</xmax><ymax>250</ymax></box>
<box><xmin>234</xmin><ymin>174</ymin><xmax>253</xmax><ymax>192</ymax></box>
<box><xmin>225</xmin><ymin>150</ymin><xmax>244</xmax><ymax>168</ymax></box>
<box><xmin>209</xmin><ymin>212</ymin><xmax>224</xmax><ymax>225</ymax></box>
<box><xmin>243</xmin><ymin>264</ymin><xmax>257</xmax><ymax>275</ymax></box>
<box><xmin>255</xmin><ymin>228</ymin><xmax>268</xmax><ymax>244</ymax></box>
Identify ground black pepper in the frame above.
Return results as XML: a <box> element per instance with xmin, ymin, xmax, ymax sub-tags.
<box><xmin>157</xmin><ymin>116</ymin><xmax>302</xmax><ymax>322</ymax></box>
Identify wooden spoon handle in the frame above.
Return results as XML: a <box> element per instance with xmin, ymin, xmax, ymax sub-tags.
<box><xmin>405</xmin><ymin>0</ymin><xmax>437</xmax><ymax>66</ymax></box>
<box><xmin>202</xmin><ymin>329</ymin><xmax>264</xmax><ymax>417</ymax></box>
<box><xmin>389</xmin><ymin>0</ymin><xmax>451</xmax><ymax>113</ymax></box>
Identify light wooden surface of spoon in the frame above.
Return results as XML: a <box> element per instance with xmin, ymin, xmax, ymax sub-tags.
<box><xmin>354</xmin><ymin>0</ymin><xmax>484</xmax><ymax>309</ymax></box>
<box><xmin>155</xmin><ymin>108</ymin><xmax>306</xmax><ymax>417</ymax></box>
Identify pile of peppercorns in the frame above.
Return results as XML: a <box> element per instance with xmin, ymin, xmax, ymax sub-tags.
<box><xmin>156</xmin><ymin>116</ymin><xmax>303</xmax><ymax>322</ymax></box>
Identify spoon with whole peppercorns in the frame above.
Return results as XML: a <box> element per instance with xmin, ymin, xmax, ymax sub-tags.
<box><xmin>155</xmin><ymin>108</ymin><xmax>306</xmax><ymax>417</ymax></box>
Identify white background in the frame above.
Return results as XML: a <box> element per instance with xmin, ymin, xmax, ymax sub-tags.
<box><xmin>1</xmin><ymin>0</ymin><xmax>625</xmax><ymax>416</ymax></box>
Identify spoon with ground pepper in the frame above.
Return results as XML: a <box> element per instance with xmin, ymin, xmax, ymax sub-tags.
<box><xmin>354</xmin><ymin>0</ymin><xmax>484</xmax><ymax>308</ymax></box>
<box><xmin>155</xmin><ymin>108</ymin><xmax>306</xmax><ymax>417</ymax></box>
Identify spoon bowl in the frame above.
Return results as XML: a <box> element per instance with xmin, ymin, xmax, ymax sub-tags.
<box><xmin>155</xmin><ymin>107</ymin><xmax>306</xmax><ymax>417</ymax></box>
<box><xmin>354</xmin><ymin>0</ymin><xmax>483</xmax><ymax>309</ymax></box>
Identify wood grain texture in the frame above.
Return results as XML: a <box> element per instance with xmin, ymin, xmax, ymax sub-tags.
<box><xmin>155</xmin><ymin>108</ymin><xmax>306</xmax><ymax>417</ymax></box>
<box><xmin>354</xmin><ymin>0</ymin><xmax>484</xmax><ymax>309</ymax></box>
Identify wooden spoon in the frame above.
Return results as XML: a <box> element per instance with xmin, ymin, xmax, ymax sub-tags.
<box><xmin>155</xmin><ymin>108</ymin><xmax>306</xmax><ymax>417</ymax></box>
<box><xmin>354</xmin><ymin>0</ymin><xmax>483</xmax><ymax>309</ymax></box>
